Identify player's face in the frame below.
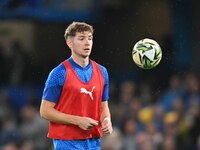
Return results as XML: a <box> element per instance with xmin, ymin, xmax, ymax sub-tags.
<box><xmin>68</xmin><ymin>31</ymin><xmax>93</xmax><ymax>58</ymax></box>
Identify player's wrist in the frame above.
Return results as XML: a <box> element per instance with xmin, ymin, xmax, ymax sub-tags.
<box><xmin>103</xmin><ymin>117</ymin><xmax>111</xmax><ymax>122</ymax></box>
<box><xmin>70</xmin><ymin>115</ymin><xmax>81</xmax><ymax>126</ymax></box>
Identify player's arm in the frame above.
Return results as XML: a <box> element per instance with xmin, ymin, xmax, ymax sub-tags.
<box><xmin>40</xmin><ymin>99</ymin><xmax>98</xmax><ymax>130</ymax></box>
<box><xmin>40</xmin><ymin>64</ymin><xmax>98</xmax><ymax>130</ymax></box>
<box><xmin>40</xmin><ymin>99</ymin><xmax>80</xmax><ymax>125</ymax></box>
<box><xmin>101</xmin><ymin>101</ymin><xmax>112</xmax><ymax>136</ymax></box>
<box><xmin>98</xmin><ymin>65</ymin><xmax>112</xmax><ymax>135</ymax></box>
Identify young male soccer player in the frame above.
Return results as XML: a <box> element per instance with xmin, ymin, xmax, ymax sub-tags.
<box><xmin>40</xmin><ymin>22</ymin><xmax>113</xmax><ymax>149</ymax></box>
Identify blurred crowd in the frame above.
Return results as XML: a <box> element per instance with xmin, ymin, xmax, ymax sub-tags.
<box><xmin>102</xmin><ymin>71</ymin><xmax>200</xmax><ymax>150</ymax></box>
<box><xmin>0</xmin><ymin>42</ymin><xmax>200</xmax><ymax>150</ymax></box>
<box><xmin>0</xmin><ymin>41</ymin><xmax>52</xmax><ymax>150</ymax></box>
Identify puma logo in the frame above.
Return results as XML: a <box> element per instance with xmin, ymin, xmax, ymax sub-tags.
<box><xmin>80</xmin><ymin>86</ymin><xmax>95</xmax><ymax>100</ymax></box>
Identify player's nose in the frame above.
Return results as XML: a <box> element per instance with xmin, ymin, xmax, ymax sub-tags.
<box><xmin>85</xmin><ymin>41</ymin><xmax>90</xmax><ymax>45</ymax></box>
<box><xmin>85</xmin><ymin>38</ymin><xmax>91</xmax><ymax>44</ymax></box>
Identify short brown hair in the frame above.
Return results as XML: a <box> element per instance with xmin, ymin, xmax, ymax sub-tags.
<box><xmin>64</xmin><ymin>22</ymin><xmax>94</xmax><ymax>40</ymax></box>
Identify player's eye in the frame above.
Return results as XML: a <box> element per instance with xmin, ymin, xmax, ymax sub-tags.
<box><xmin>88</xmin><ymin>36</ymin><xmax>93</xmax><ymax>40</ymax></box>
<box><xmin>79</xmin><ymin>37</ymin><xmax>84</xmax><ymax>40</ymax></box>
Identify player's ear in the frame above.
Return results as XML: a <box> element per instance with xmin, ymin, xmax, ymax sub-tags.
<box><xmin>66</xmin><ymin>38</ymin><xmax>72</xmax><ymax>49</ymax></box>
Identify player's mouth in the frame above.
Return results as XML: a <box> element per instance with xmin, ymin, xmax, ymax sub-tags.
<box><xmin>84</xmin><ymin>48</ymin><xmax>90</xmax><ymax>51</ymax></box>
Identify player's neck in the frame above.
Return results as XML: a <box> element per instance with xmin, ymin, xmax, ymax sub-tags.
<box><xmin>71</xmin><ymin>55</ymin><xmax>89</xmax><ymax>68</ymax></box>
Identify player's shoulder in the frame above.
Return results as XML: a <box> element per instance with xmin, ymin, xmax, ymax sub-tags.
<box><xmin>95</xmin><ymin>62</ymin><xmax>109</xmax><ymax>84</ymax></box>
<box><xmin>48</xmin><ymin>63</ymin><xmax>66</xmax><ymax>80</ymax></box>
<box><xmin>51</xmin><ymin>63</ymin><xmax>66</xmax><ymax>74</ymax></box>
<box><xmin>96</xmin><ymin>63</ymin><xmax>107</xmax><ymax>71</ymax></box>
<box><xmin>45</xmin><ymin>62</ymin><xmax>66</xmax><ymax>86</ymax></box>
<box><xmin>95</xmin><ymin>62</ymin><xmax>108</xmax><ymax>76</ymax></box>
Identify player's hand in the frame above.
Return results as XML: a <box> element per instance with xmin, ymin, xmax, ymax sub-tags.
<box><xmin>101</xmin><ymin>117</ymin><xmax>112</xmax><ymax>136</ymax></box>
<box><xmin>77</xmin><ymin>117</ymin><xmax>98</xmax><ymax>130</ymax></box>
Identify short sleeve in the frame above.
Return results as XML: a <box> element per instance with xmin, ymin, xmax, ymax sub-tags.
<box><xmin>98</xmin><ymin>64</ymin><xmax>109</xmax><ymax>101</ymax></box>
<box><xmin>42</xmin><ymin>64</ymin><xmax>66</xmax><ymax>103</ymax></box>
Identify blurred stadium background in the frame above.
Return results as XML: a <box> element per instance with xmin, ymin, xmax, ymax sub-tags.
<box><xmin>0</xmin><ymin>0</ymin><xmax>200</xmax><ymax>150</ymax></box>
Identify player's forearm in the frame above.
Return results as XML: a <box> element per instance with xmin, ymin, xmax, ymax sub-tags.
<box><xmin>101</xmin><ymin>101</ymin><xmax>113</xmax><ymax>136</ymax></box>
<box><xmin>100</xmin><ymin>101</ymin><xmax>111</xmax><ymax>122</ymax></box>
<box><xmin>101</xmin><ymin>109</ymin><xmax>111</xmax><ymax>122</ymax></box>
<box><xmin>40</xmin><ymin>104</ymin><xmax>80</xmax><ymax>125</ymax></box>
